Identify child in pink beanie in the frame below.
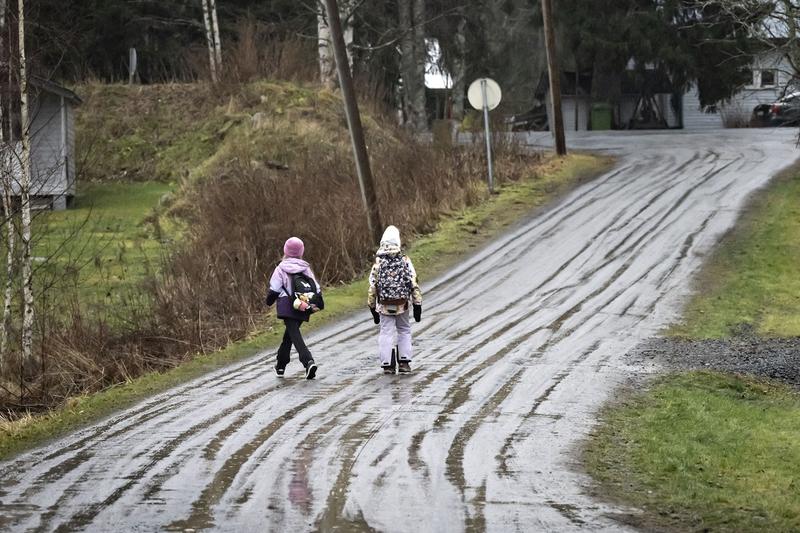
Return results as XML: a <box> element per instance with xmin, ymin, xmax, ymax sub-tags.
<box><xmin>266</xmin><ymin>237</ymin><xmax>324</xmax><ymax>379</ymax></box>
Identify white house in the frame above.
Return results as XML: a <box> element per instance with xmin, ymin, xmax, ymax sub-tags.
<box><xmin>5</xmin><ymin>77</ymin><xmax>80</xmax><ymax>210</ymax></box>
<box><xmin>544</xmin><ymin>50</ymin><xmax>796</xmax><ymax>131</ymax></box>
<box><xmin>683</xmin><ymin>50</ymin><xmax>795</xmax><ymax>129</ymax></box>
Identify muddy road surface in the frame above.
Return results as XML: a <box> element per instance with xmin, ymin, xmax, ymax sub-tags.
<box><xmin>1</xmin><ymin>130</ymin><xmax>797</xmax><ymax>532</ymax></box>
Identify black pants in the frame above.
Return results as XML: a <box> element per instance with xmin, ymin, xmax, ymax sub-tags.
<box><xmin>276</xmin><ymin>319</ymin><xmax>313</xmax><ymax>369</ymax></box>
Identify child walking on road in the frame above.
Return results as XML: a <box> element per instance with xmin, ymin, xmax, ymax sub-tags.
<box><xmin>267</xmin><ymin>237</ymin><xmax>324</xmax><ymax>379</ymax></box>
<box><xmin>368</xmin><ymin>226</ymin><xmax>422</xmax><ymax>374</ymax></box>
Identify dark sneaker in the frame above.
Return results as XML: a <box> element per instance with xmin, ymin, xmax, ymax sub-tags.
<box><xmin>398</xmin><ymin>360</ymin><xmax>411</xmax><ymax>373</ymax></box>
<box><xmin>382</xmin><ymin>364</ymin><xmax>395</xmax><ymax>375</ymax></box>
<box><xmin>305</xmin><ymin>362</ymin><xmax>318</xmax><ymax>380</ymax></box>
<box><xmin>275</xmin><ymin>366</ymin><xmax>285</xmax><ymax>378</ymax></box>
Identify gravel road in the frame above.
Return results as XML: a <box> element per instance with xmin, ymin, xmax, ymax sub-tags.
<box><xmin>0</xmin><ymin>129</ymin><xmax>796</xmax><ymax>532</ymax></box>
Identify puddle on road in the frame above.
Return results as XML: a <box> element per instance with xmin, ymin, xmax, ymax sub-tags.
<box><xmin>288</xmin><ymin>447</ymin><xmax>313</xmax><ymax>515</ymax></box>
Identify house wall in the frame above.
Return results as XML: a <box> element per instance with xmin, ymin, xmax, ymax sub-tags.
<box><xmin>29</xmin><ymin>92</ymin><xmax>67</xmax><ymax>197</ymax></box>
<box><xmin>560</xmin><ymin>96</ymin><xmax>590</xmax><ymax>131</ymax></box>
<box><xmin>722</xmin><ymin>51</ymin><xmax>794</xmax><ymax>125</ymax></box>
<box><xmin>684</xmin><ymin>51</ymin><xmax>794</xmax><ymax>130</ymax></box>
<box><xmin>66</xmin><ymin>99</ymin><xmax>76</xmax><ymax>196</ymax></box>
<box><xmin>548</xmin><ymin>94</ymin><xmax>590</xmax><ymax>131</ymax></box>
<box><xmin>682</xmin><ymin>85</ymin><xmax>724</xmax><ymax>130</ymax></box>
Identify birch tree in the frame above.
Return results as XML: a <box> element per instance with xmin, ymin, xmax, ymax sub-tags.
<box><xmin>201</xmin><ymin>0</ymin><xmax>219</xmax><ymax>82</ymax></box>
<box><xmin>318</xmin><ymin>0</ymin><xmax>354</xmax><ymax>90</ymax></box>
<box><xmin>17</xmin><ymin>0</ymin><xmax>33</xmax><ymax>366</ymax></box>
<box><xmin>0</xmin><ymin>0</ymin><xmax>11</xmax><ymax>365</ymax></box>
<box><xmin>209</xmin><ymin>0</ymin><xmax>222</xmax><ymax>69</ymax></box>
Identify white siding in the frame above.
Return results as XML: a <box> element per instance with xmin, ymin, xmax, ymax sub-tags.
<box><xmin>548</xmin><ymin>94</ymin><xmax>591</xmax><ymax>131</ymax></box>
<box><xmin>682</xmin><ymin>85</ymin><xmax>724</xmax><ymax>130</ymax></box>
<box><xmin>30</xmin><ymin>92</ymin><xmax>66</xmax><ymax>197</ymax></box>
<box><xmin>561</xmin><ymin>97</ymin><xmax>589</xmax><ymax>131</ymax></box>
<box><xmin>1</xmin><ymin>90</ymin><xmax>76</xmax><ymax>208</ymax></box>
<box><xmin>66</xmin><ymin>101</ymin><xmax>76</xmax><ymax>195</ymax></box>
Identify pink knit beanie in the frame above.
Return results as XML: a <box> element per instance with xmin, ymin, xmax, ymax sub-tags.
<box><xmin>283</xmin><ymin>237</ymin><xmax>305</xmax><ymax>258</ymax></box>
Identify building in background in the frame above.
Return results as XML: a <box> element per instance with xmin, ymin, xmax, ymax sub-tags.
<box><xmin>2</xmin><ymin>77</ymin><xmax>80</xmax><ymax>210</ymax></box>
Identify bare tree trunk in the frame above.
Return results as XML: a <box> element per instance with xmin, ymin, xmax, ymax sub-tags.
<box><xmin>318</xmin><ymin>0</ymin><xmax>353</xmax><ymax>90</ymax></box>
<box><xmin>201</xmin><ymin>0</ymin><xmax>217</xmax><ymax>82</ymax></box>
<box><xmin>342</xmin><ymin>0</ymin><xmax>353</xmax><ymax>66</ymax></box>
<box><xmin>0</xmin><ymin>0</ymin><xmax>11</xmax><ymax>367</ymax></box>
<box><xmin>209</xmin><ymin>0</ymin><xmax>222</xmax><ymax>70</ymax></box>
<box><xmin>451</xmin><ymin>12</ymin><xmax>467</xmax><ymax>120</ymax></box>
<box><xmin>398</xmin><ymin>0</ymin><xmax>428</xmax><ymax>132</ymax></box>
<box><xmin>317</xmin><ymin>3</ymin><xmax>336</xmax><ymax>89</ymax></box>
<box><xmin>411</xmin><ymin>0</ymin><xmax>427</xmax><ymax>132</ymax></box>
<box><xmin>1</xmin><ymin>172</ymin><xmax>14</xmax><ymax>363</ymax></box>
<box><xmin>17</xmin><ymin>0</ymin><xmax>33</xmax><ymax>366</ymax></box>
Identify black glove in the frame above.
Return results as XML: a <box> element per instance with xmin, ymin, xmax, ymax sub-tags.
<box><xmin>266</xmin><ymin>290</ymin><xmax>279</xmax><ymax>307</ymax></box>
<box><xmin>413</xmin><ymin>304</ymin><xmax>422</xmax><ymax>322</ymax></box>
<box><xmin>370</xmin><ymin>307</ymin><xmax>380</xmax><ymax>324</ymax></box>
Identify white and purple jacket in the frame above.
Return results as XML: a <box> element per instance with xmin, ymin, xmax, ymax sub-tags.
<box><xmin>267</xmin><ymin>258</ymin><xmax>322</xmax><ymax>322</ymax></box>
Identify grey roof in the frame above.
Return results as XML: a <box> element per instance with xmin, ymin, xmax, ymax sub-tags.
<box><xmin>30</xmin><ymin>76</ymin><xmax>82</xmax><ymax>105</ymax></box>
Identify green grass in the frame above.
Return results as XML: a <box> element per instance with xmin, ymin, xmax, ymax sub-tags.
<box><xmin>75</xmin><ymin>81</ymin><xmax>351</xmax><ymax>184</ymax></box>
<box><xmin>32</xmin><ymin>181</ymin><xmax>172</xmax><ymax>315</ymax></box>
<box><xmin>670</xmin><ymin>165</ymin><xmax>800</xmax><ymax>338</ymax></box>
<box><xmin>586</xmin><ymin>371</ymin><xmax>800</xmax><ymax>532</ymax></box>
<box><xmin>0</xmin><ymin>152</ymin><xmax>612</xmax><ymax>460</ymax></box>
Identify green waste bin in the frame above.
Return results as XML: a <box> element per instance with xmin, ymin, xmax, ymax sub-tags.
<box><xmin>591</xmin><ymin>103</ymin><xmax>613</xmax><ymax>131</ymax></box>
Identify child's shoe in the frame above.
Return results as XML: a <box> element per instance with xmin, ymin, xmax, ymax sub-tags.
<box><xmin>382</xmin><ymin>364</ymin><xmax>395</xmax><ymax>375</ymax></box>
<box><xmin>275</xmin><ymin>366</ymin><xmax>285</xmax><ymax>378</ymax></box>
<box><xmin>305</xmin><ymin>361</ymin><xmax>318</xmax><ymax>380</ymax></box>
<box><xmin>398</xmin><ymin>360</ymin><xmax>411</xmax><ymax>373</ymax></box>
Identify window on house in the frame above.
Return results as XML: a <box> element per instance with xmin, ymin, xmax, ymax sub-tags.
<box><xmin>760</xmin><ymin>69</ymin><xmax>776</xmax><ymax>87</ymax></box>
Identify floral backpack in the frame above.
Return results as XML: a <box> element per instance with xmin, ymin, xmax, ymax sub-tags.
<box><xmin>376</xmin><ymin>254</ymin><xmax>413</xmax><ymax>304</ymax></box>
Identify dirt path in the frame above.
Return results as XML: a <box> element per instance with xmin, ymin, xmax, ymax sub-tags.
<box><xmin>1</xmin><ymin>130</ymin><xmax>796</xmax><ymax>532</ymax></box>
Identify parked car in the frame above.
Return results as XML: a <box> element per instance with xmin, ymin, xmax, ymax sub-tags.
<box><xmin>752</xmin><ymin>92</ymin><xmax>800</xmax><ymax>126</ymax></box>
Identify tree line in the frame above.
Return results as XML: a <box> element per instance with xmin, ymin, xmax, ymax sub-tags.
<box><xmin>23</xmin><ymin>1</ymin><xmax>792</xmax><ymax>128</ymax></box>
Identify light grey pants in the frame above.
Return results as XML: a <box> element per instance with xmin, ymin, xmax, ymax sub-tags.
<box><xmin>378</xmin><ymin>310</ymin><xmax>412</xmax><ymax>365</ymax></box>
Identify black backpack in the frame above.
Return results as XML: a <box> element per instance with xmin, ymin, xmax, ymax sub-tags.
<box><xmin>289</xmin><ymin>272</ymin><xmax>323</xmax><ymax>308</ymax></box>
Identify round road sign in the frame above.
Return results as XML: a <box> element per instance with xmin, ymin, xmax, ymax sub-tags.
<box><xmin>467</xmin><ymin>78</ymin><xmax>502</xmax><ymax>111</ymax></box>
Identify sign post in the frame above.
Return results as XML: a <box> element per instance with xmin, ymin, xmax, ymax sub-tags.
<box><xmin>128</xmin><ymin>48</ymin><xmax>138</xmax><ymax>85</ymax></box>
<box><xmin>468</xmin><ymin>78</ymin><xmax>502</xmax><ymax>193</ymax></box>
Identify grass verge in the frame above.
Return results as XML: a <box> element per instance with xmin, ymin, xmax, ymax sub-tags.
<box><xmin>0</xmin><ymin>152</ymin><xmax>613</xmax><ymax>460</ymax></box>
<box><xmin>585</xmin><ymin>371</ymin><xmax>800</xmax><ymax>532</ymax></box>
<box><xmin>670</xmin><ymin>163</ymin><xmax>800</xmax><ymax>338</ymax></box>
<box><xmin>33</xmin><ymin>181</ymin><xmax>173</xmax><ymax>313</ymax></box>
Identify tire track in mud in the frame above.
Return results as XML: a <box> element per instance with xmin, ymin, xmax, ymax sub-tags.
<box><xmin>167</xmin><ymin>397</ymin><xmax>321</xmax><ymax>531</ymax></box>
<box><xmin>495</xmin><ymin>341</ymin><xmax>602</xmax><ymax>478</ymax></box>
<box><xmin>42</xmin><ymin>381</ymin><xmax>305</xmax><ymax>532</ymax></box>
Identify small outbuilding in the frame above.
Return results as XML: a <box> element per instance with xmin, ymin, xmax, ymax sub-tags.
<box><xmin>4</xmin><ymin>76</ymin><xmax>81</xmax><ymax>210</ymax></box>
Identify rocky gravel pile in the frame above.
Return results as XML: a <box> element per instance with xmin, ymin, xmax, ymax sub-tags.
<box><xmin>629</xmin><ymin>332</ymin><xmax>800</xmax><ymax>387</ymax></box>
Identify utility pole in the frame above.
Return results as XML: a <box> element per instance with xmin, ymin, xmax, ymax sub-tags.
<box><xmin>323</xmin><ymin>0</ymin><xmax>383</xmax><ymax>244</ymax></box>
<box><xmin>541</xmin><ymin>0</ymin><xmax>567</xmax><ymax>155</ymax></box>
